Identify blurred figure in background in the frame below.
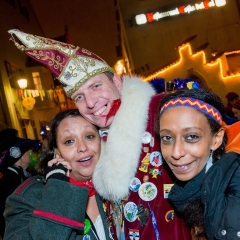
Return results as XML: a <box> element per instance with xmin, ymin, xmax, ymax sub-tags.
<box><xmin>232</xmin><ymin>100</ymin><xmax>240</xmax><ymax>121</ymax></box>
<box><xmin>225</xmin><ymin>92</ymin><xmax>239</xmax><ymax>118</ymax></box>
<box><xmin>0</xmin><ymin>132</ymin><xmax>39</xmax><ymax>239</ymax></box>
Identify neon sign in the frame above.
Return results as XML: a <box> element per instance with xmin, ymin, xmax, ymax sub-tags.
<box><xmin>135</xmin><ymin>0</ymin><xmax>226</xmax><ymax>25</ymax></box>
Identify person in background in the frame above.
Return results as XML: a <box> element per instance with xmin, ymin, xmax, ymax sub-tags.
<box><xmin>158</xmin><ymin>88</ymin><xmax>240</xmax><ymax>239</ymax></box>
<box><xmin>4</xmin><ymin>109</ymin><xmax>116</xmax><ymax>240</ymax></box>
<box><xmin>0</xmin><ymin>134</ymin><xmax>39</xmax><ymax>239</ymax></box>
<box><xmin>8</xmin><ymin>29</ymin><xmax>191</xmax><ymax>240</ymax></box>
<box><xmin>225</xmin><ymin>91</ymin><xmax>239</xmax><ymax>118</ymax></box>
<box><xmin>232</xmin><ymin>99</ymin><xmax>240</xmax><ymax>121</ymax></box>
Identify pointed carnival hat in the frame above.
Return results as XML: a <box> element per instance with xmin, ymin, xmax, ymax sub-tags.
<box><xmin>8</xmin><ymin>29</ymin><xmax>114</xmax><ymax>98</ymax></box>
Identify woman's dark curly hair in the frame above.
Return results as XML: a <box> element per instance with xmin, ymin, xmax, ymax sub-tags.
<box><xmin>36</xmin><ymin>109</ymin><xmax>98</xmax><ymax>175</ymax></box>
<box><xmin>157</xmin><ymin>88</ymin><xmax>228</xmax><ymax>236</ymax></box>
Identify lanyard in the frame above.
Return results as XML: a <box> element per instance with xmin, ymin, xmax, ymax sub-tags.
<box><xmin>147</xmin><ymin>203</ymin><xmax>160</xmax><ymax>240</ymax></box>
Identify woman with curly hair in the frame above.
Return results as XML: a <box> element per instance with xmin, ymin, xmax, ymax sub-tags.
<box><xmin>158</xmin><ymin>88</ymin><xmax>240</xmax><ymax>240</ymax></box>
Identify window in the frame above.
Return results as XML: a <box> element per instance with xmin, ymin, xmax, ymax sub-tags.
<box><xmin>4</xmin><ymin>61</ymin><xmax>25</xmax><ymax>88</ymax></box>
<box><xmin>30</xmin><ymin>120</ymin><xmax>38</xmax><ymax>139</ymax></box>
<box><xmin>19</xmin><ymin>119</ymin><xmax>27</xmax><ymax>138</ymax></box>
<box><xmin>32</xmin><ymin>72</ymin><xmax>42</xmax><ymax>90</ymax></box>
<box><xmin>19</xmin><ymin>119</ymin><xmax>38</xmax><ymax>139</ymax></box>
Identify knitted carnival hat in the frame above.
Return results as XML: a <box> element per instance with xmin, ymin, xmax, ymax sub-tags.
<box><xmin>0</xmin><ymin>137</ymin><xmax>39</xmax><ymax>171</ymax></box>
<box><xmin>8</xmin><ymin>29</ymin><xmax>114</xmax><ymax>98</ymax></box>
<box><xmin>232</xmin><ymin>100</ymin><xmax>240</xmax><ymax>110</ymax></box>
<box><xmin>225</xmin><ymin>92</ymin><xmax>239</xmax><ymax>101</ymax></box>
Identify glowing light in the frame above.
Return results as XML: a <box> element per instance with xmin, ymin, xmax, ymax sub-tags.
<box><xmin>135</xmin><ymin>14</ymin><xmax>147</xmax><ymax>25</ymax></box>
<box><xmin>143</xmin><ymin>42</ymin><xmax>240</xmax><ymax>82</ymax></box>
<box><xmin>135</xmin><ymin>0</ymin><xmax>226</xmax><ymax>25</ymax></box>
<box><xmin>17</xmin><ymin>79</ymin><xmax>27</xmax><ymax>89</ymax></box>
<box><xmin>215</xmin><ymin>0</ymin><xmax>226</xmax><ymax>7</ymax></box>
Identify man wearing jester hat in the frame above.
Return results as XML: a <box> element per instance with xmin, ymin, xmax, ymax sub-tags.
<box><xmin>8</xmin><ymin>29</ymin><xmax>191</xmax><ymax>240</ymax></box>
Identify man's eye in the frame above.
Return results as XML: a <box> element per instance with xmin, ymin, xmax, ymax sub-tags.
<box><xmin>75</xmin><ymin>95</ymin><xmax>82</xmax><ymax>103</ymax></box>
<box><xmin>93</xmin><ymin>84</ymin><xmax>100</xmax><ymax>89</ymax></box>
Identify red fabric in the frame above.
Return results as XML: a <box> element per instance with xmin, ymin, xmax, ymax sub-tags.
<box><xmin>15</xmin><ymin>178</ymin><xmax>33</xmax><ymax>195</ymax></box>
<box><xmin>33</xmin><ymin>209</ymin><xmax>84</xmax><ymax>229</ymax></box>
<box><xmin>69</xmin><ymin>177</ymin><xmax>96</xmax><ymax>197</ymax></box>
<box><xmin>124</xmin><ymin>94</ymin><xmax>191</xmax><ymax>240</ymax></box>
<box><xmin>105</xmin><ymin>99</ymin><xmax>121</xmax><ymax>125</ymax></box>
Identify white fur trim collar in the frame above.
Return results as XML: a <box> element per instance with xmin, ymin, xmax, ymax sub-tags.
<box><xmin>92</xmin><ymin>75</ymin><xmax>155</xmax><ymax>201</ymax></box>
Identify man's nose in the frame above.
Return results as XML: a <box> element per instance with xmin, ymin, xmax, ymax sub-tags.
<box><xmin>85</xmin><ymin>93</ymin><xmax>98</xmax><ymax>109</ymax></box>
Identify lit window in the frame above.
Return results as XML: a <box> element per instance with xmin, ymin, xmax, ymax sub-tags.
<box><xmin>135</xmin><ymin>14</ymin><xmax>147</xmax><ymax>25</ymax></box>
<box><xmin>215</xmin><ymin>0</ymin><xmax>226</xmax><ymax>7</ymax></box>
<box><xmin>32</xmin><ymin>72</ymin><xmax>42</xmax><ymax>90</ymax></box>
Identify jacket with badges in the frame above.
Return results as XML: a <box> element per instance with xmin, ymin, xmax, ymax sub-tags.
<box><xmin>201</xmin><ymin>152</ymin><xmax>240</xmax><ymax>240</ymax></box>
<box><xmin>93</xmin><ymin>76</ymin><xmax>191</xmax><ymax>240</ymax></box>
<box><xmin>4</xmin><ymin>176</ymin><xmax>115</xmax><ymax>240</ymax></box>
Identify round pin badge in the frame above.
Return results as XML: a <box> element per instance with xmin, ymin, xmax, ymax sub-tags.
<box><xmin>129</xmin><ymin>177</ymin><xmax>141</xmax><ymax>192</ymax></box>
<box><xmin>83</xmin><ymin>234</ymin><xmax>91</xmax><ymax>240</ymax></box>
<box><xmin>10</xmin><ymin>147</ymin><xmax>21</xmax><ymax>158</ymax></box>
<box><xmin>142</xmin><ymin>131</ymin><xmax>152</xmax><ymax>144</ymax></box>
<box><xmin>150</xmin><ymin>151</ymin><xmax>162</xmax><ymax>167</ymax></box>
<box><xmin>138</xmin><ymin>182</ymin><xmax>157</xmax><ymax>201</ymax></box>
<box><xmin>124</xmin><ymin>202</ymin><xmax>138</xmax><ymax>222</ymax></box>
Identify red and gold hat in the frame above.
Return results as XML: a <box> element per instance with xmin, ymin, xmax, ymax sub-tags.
<box><xmin>8</xmin><ymin>29</ymin><xmax>114</xmax><ymax>98</ymax></box>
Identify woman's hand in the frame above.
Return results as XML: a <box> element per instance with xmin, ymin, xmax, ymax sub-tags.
<box><xmin>45</xmin><ymin>155</ymin><xmax>72</xmax><ymax>181</ymax></box>
<box><xmin>47</xmin><ymin>154</ymin><xmax>72</xmax><ymax>177</ymax></box>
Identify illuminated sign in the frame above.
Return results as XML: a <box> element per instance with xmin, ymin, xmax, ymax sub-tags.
<box><xmin>135</xmin><ymin>0</ymin><xmax>226</xmax><ymax>25</ymax></box>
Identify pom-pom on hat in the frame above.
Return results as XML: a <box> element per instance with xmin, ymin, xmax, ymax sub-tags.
<box><xmin>232</xmin><ymin>100</ymin><xmax>240</xmax><ymax>110</ymax></box>
<box><xmin>0</xmin><ymin>137</ymin><xmax>40</xmax><ymax>171</ymax></box>
<box><xmin>8</xmin><ymin>29</ymin><xmax>114</xmax><ymax>98</ymax></box>
<box><xmin>225</xmin><ymin>92</ymin><xmax>239</xmax><ymax>101</ymax></box>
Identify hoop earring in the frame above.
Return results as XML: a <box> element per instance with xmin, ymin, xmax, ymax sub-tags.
<box><xmin>205</xmin><ymin>150</ymin><xmax>213</xmax><ymax>173</ymax></box>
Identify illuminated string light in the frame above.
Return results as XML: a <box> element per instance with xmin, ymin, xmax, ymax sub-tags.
<box><xmin>143</xmin><ymin>43</ymin><xmax>240</xmax><ymax>82</ymax></box>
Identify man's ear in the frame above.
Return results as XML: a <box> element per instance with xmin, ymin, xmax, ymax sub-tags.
<box><xmin>113</xmin><ymin>73</ymin><xmax>123</xmax><ymax>92</ymax></box>
<box><xmin>211</xmin><ymin>128</ymin><xmax>225</xmax><ymax>151</ymax></box>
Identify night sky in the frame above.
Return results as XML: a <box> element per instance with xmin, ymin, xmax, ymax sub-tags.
<box><xmin>29</xmin><ymin>0</ymin><xmax>119</xmax><ymax>66</ymax></box>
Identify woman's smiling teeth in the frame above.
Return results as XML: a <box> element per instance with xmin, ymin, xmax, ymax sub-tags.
<box><xmin>78</xmin><ymin>157</ymin><xmax>91</xmax><ymax>162</ymax></box>
<box><xmin>94</xmin><ymin>106</ymin><xmax>106</xmax><ymax>116</ymax></box>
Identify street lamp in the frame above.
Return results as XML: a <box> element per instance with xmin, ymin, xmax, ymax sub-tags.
<box><xmin>17</xmin><ymin>78</ymin><xmax>27</xmax><ymax>89</ymax></box>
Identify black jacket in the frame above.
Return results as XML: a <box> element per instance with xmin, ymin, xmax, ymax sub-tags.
<box><xmin>0</xmin><ymin>166</ymin><xmax>27</xmax><ymax>238</ymax></box>
<box><xmin>201</xmin><ymin>152</ymin><xmax>240</xmax><ymax>240</ymax></box>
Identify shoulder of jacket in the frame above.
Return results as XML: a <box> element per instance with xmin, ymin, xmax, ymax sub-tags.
<box><xmin>13</xmin><ymin>175</ymin><xmax>45</xmax><ymax>196</ymax></box>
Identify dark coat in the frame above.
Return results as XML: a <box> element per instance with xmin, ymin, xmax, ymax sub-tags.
<box><xmin>0</xmin><ymin>166</ymin><xmax>28</xmax><ymax>238</ymax></box>
<box><xmin>201</xmin><ymin>152</ymin><xmax>240</xmax><ymax>240</ymax></box>
<box><xmin>4</xmin><ymin>176</ymin><xmax>115</xmax><ymax>240</ymax></box>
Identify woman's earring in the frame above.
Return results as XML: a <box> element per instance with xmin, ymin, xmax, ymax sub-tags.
<box><xmin>205</xmin><ymin>150</ymin><xmax>213</xmax><ymax>173</ymax></box>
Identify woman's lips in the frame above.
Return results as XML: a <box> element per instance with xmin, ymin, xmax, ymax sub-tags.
<box><xmin>171</xmin><ymin>161</ymin><xmax>195</xmax><ymax>173</ymax></box>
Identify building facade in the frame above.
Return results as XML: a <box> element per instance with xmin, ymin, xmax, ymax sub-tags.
<box><xmin>117</xmin><ymin>0</ymin><xmax>240</xmax><ymax>100</ymax></box>
<box><xmin>0</xmin><ymin>0</ymin><xmax>68</xmax><ymax>138</ymax></box>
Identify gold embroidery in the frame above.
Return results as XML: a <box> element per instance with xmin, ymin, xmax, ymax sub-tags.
<box><xmin>82</xmin><ymin>49</ymin><xmax>92</xmax><ymax>55</ymax></box>
<box><xmin>28</xmin><ymin>50</ymin><xmax>65</xmax><ymax>71</ymax></box>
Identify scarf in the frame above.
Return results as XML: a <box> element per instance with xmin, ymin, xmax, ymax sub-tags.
<box><xmin>69</xmin><ymin>177</ymin><xmax>97</xmax><ymax>197</ymax></box>
<box><xmin>168</xmin><ymin>168</ymin><xmax>205</xmax><ymax>213</ymax></box>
